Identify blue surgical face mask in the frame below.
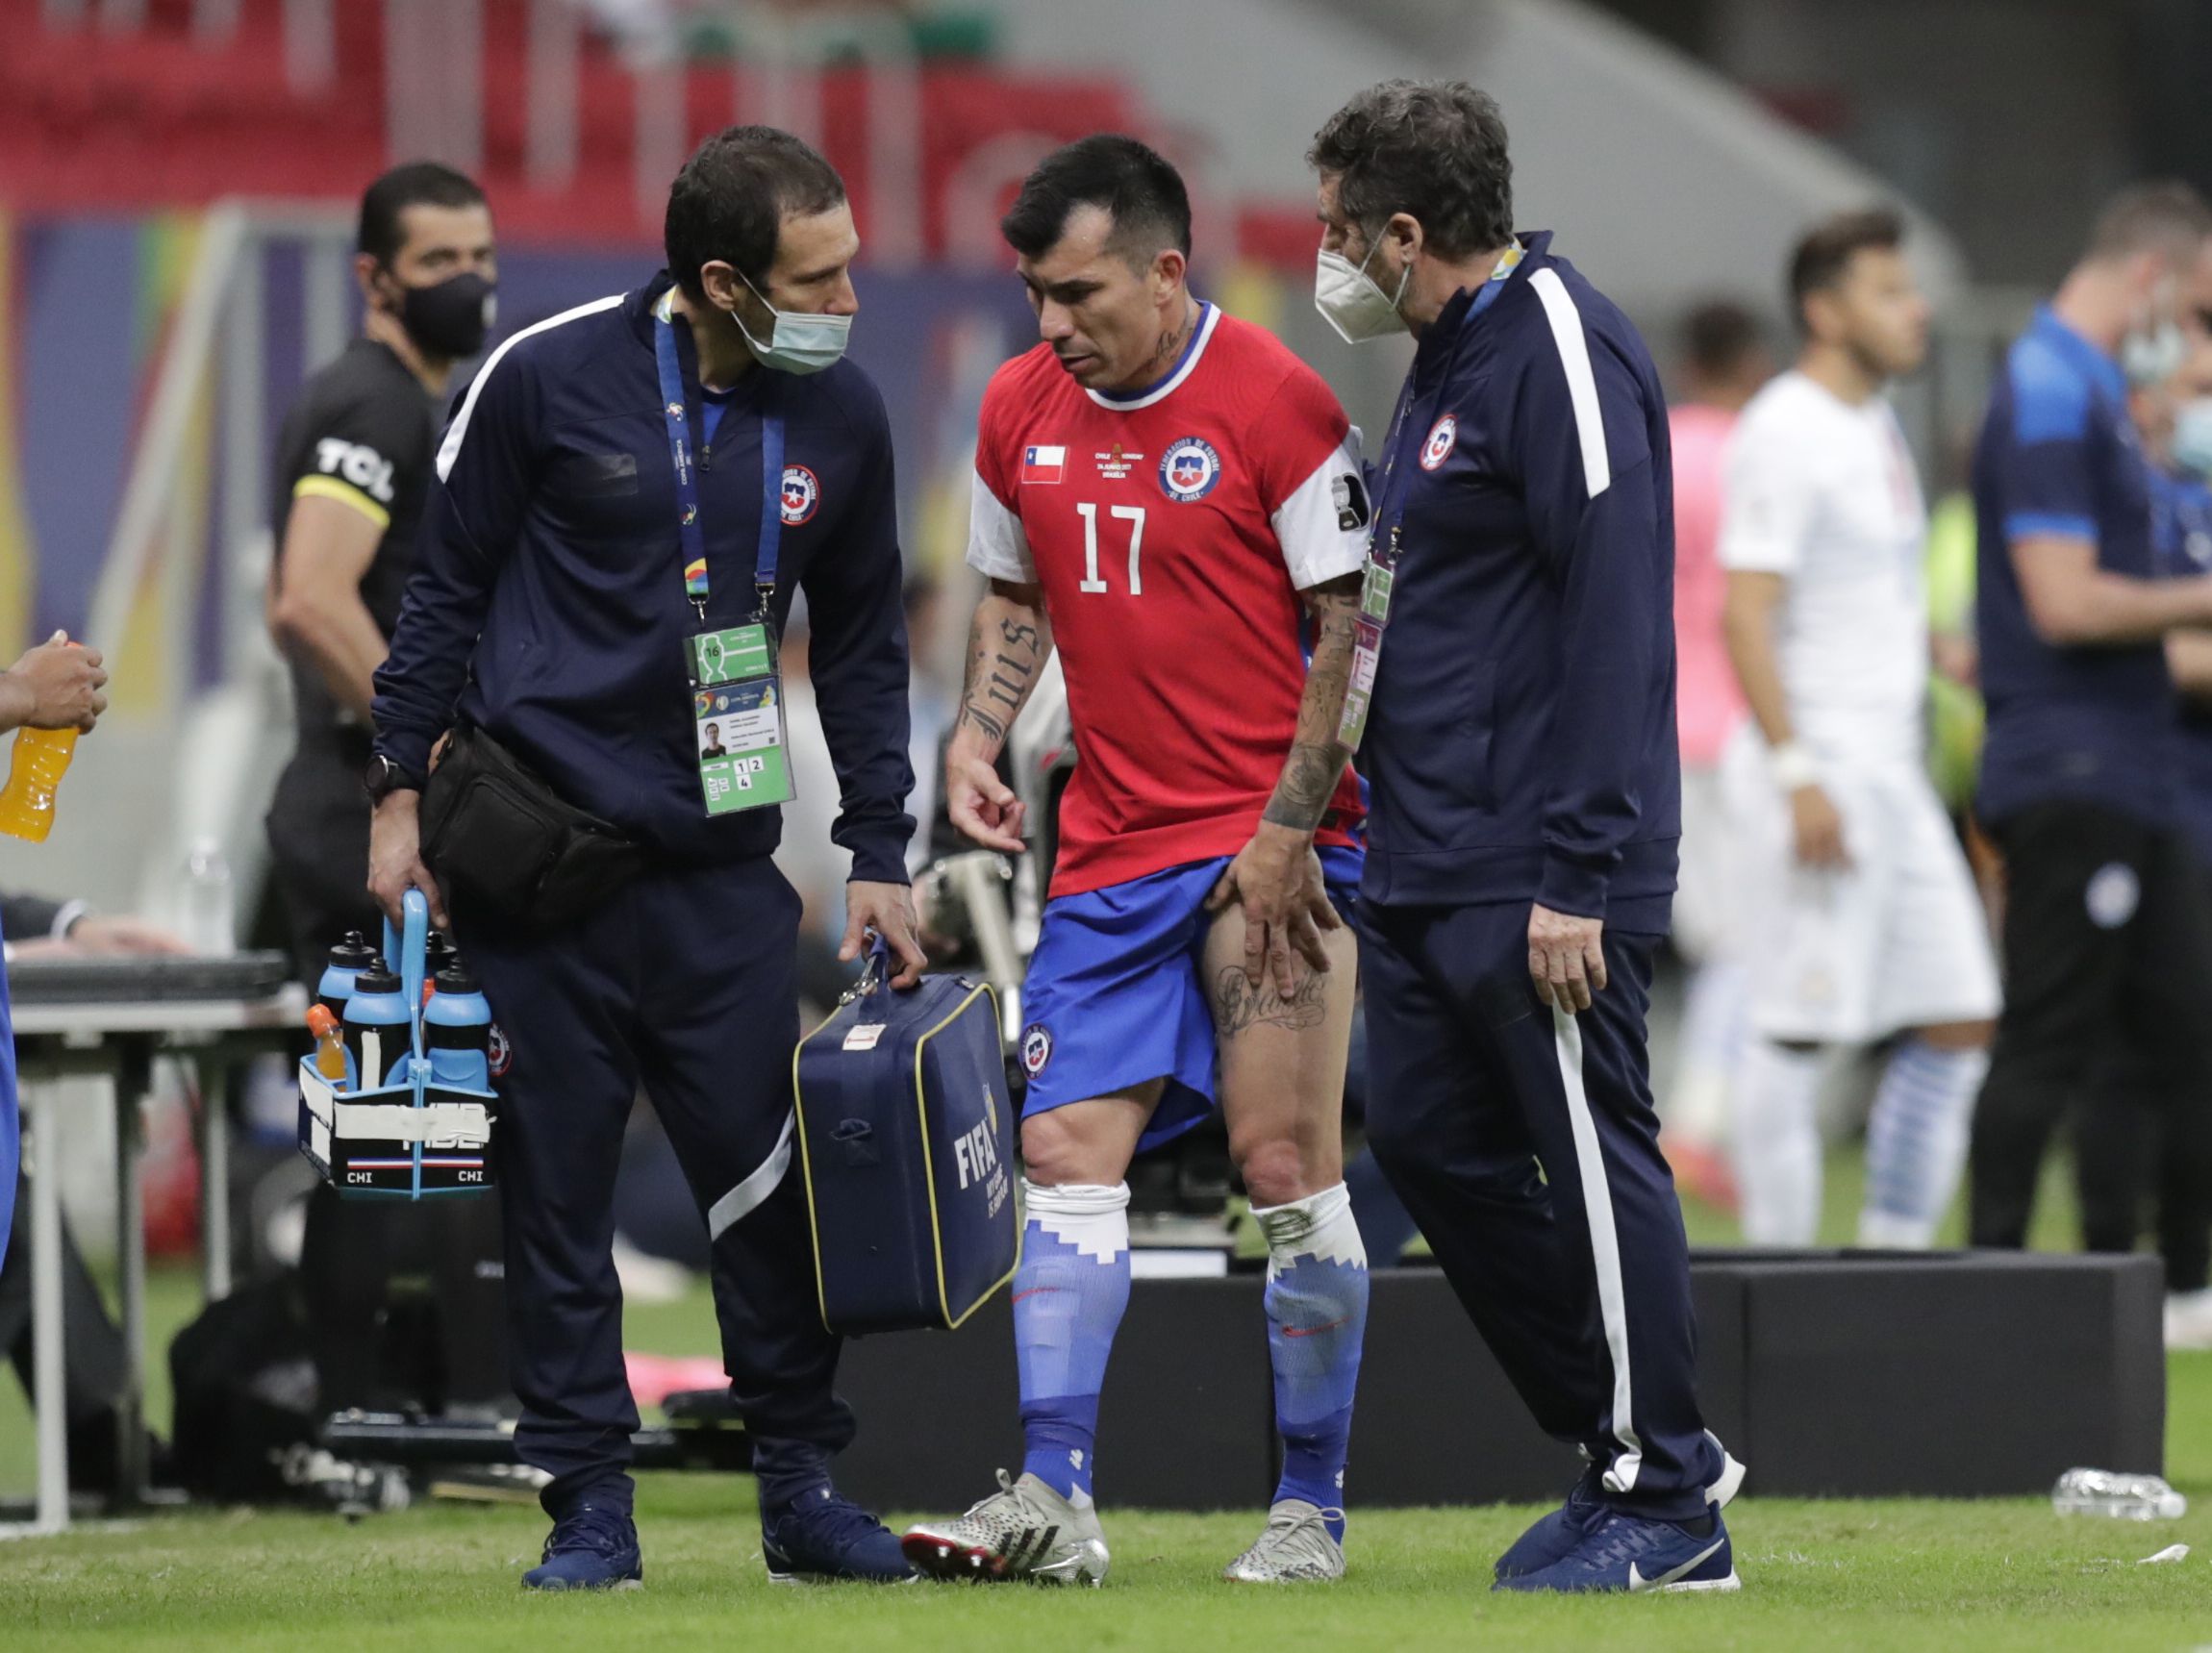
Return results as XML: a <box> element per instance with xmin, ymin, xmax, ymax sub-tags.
<box><xmin>2174</xmin><ymin>395</ymin><xmax>2212</xmax><ymax>481</ymax></box>
<box><xmin>730</xmin><ymin>271</ymin><xmax>851</xmax><ymax>375</ymax></box>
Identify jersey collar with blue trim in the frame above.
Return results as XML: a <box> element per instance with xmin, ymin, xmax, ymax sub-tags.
<box><xmin>1084</xmin><ymin>301</ymin><xmax>1220</xmax><ymax>413</ymax></box>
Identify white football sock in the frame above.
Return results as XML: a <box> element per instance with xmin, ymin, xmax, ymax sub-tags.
<box><xmin>1731</xmin><ymin>1039</ymin><xmax>1825</xmax><ymax>1245</ymax></box>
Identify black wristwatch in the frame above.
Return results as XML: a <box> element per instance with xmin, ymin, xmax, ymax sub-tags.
<box><xmin>364</xmin><ymin>753</ymin><xmax>426</xmax><ymax>802</ymax></box>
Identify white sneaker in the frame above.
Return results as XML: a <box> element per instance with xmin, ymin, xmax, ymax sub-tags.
<box><xmin>1707</xmin><ymin>1431</ymin><xmax>1747</xmax><ymax>1508</ymax></box>
<box><xmin>2165</xmin><ymin>1288</ymin><xmax>2212</xmax><ymax>1350</ymax></box>
<box><xmin>1222</xmin><ymin>1500</ymin><xmax>1345</xmax><ymax>1582</ymax></box>
<box><xmin>901</xmin><ymin>1470</ymin><xmax>1111</xmax><ymax>1586</ymax></box>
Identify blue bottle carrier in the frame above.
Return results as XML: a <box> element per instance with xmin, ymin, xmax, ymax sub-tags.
<box><xmin>298</xmin><ymin>890</ymin><xmax>499</xmax><ymax>1200</ymax></box>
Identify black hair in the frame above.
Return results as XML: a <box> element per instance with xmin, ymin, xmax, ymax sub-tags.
<box><xmin>1308</xmin><ymin>81</ymin><xmax>1513</xmax><ymax>260</ymax></box>
<box><xmin>665</xmin><ymin>125</ymin><xmax>848</xmax><ymax>301</ymax></box>
<box><xmin>1788</xmin><ymin>208</ymin><xmax>1907</xmax><ymax>333</ymax></box>
<box><xmin>357</xmin><ymin>162</ymin><xmax>488</xmax><ymax>264</ymax></box>
<box><xmin>1681</xmin><ymin>300</ymin><xmax>1767</xmax><ymax>383</ymax></box>
<box><xmin>1000</xmin><ymin>135</ymin><xmax>1193</xmax><ymax>269</ymax></box>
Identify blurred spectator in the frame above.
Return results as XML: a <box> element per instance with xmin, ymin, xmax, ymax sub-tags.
<box><xmin>2</xmin><ymin>894</ymin><xmax>189</xmax><ymax>963</ymax></box>
<box><xmin>1967</xmin><ymin>184</ymin><xmax>2212</xmax><ymax>1256</ymax></box>
<box><xmin>1662</xmin><ymin>299</ymin><xmax>1771</xmax><ymax>1212</ymax></box>
<box><xmin>2111</xmin><ymin>339</ymin><xmax>2212</xmax><ymax>1344</ymax></box>
<box><xmin>1719</xmin><ymin>210</ymin><xmax>1997</xmax><ymax>1247</ymax></box>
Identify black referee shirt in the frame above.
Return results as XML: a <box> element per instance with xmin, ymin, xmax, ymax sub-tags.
<box><xmin>269</xmin><ymin>337</ymin><xmax>436</xmax><ymax>744</ymax></box>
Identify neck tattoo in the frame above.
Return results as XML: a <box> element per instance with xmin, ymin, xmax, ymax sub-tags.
<box><xmin>1147</xmin><ymin>302</ymin><xmax>1197</xmax><ymax>373</ymax></box>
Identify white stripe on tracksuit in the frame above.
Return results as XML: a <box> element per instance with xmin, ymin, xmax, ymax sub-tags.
<box><xmin>1552</xmin><ymin>1006</ymin><xmax>1645</xmax><ymax>1490</ymax></box>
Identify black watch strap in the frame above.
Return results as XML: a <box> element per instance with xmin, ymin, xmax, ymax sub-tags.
<box><xmin>364</xmin><ymin>754</ymin><xmax>426</xmax><ymax>801</ymax></box>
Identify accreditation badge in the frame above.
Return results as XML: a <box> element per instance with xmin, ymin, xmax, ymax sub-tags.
<box><xmin>686</xmin><ymin>623</ymin><xmax>794</xmax><ymax>814</ymax></box>
<box><xmin>1337</xmin><ymin>547</ymin><xmax>1395</xmax><ymax>753</ymax></box>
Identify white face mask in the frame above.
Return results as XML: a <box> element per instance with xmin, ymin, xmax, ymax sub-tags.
<box><xmin>2121</xmin><ymin>320</ymin><xmax>2188</xmax><ymax>388</ymax></box>
<box><xmin>2122</xmin><ymin>274</ymin><xmax>2187</xmax><ymax>388</ymax></box>
<box><xmin>2174</xmin><ymin>395</ymin><xmax>2212</xmax><ymax>481</ymax></box>
<box><xmin>731</xmin><ymin>271</ymin><xmax>852</xmax><ymax>375</ymax></box>
<box><xmin>1315</xmin><ymin>236</ymin><xmax>1411</xmax><ymax>344</ymax></box>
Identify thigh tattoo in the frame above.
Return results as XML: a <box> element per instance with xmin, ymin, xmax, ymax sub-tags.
<box><xmin>1214</xmin><ymin>964</ymin><xmax>1328</xmax><ymax>1038</ymax></box>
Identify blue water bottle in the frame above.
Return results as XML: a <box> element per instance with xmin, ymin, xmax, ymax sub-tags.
<box><xmin>341</xmin><ymin>964</ymin><xmax>414</xmax><ymax>1089</ymax></box>
<box><xmin>422</xmin><ymin>960</ymin><xmax>493</xmax><ymax>1091</ymax></box>
<box><xmin>316</xmin><ymin>932</ymin><xmax>382</xmax><ymax>1019</ymax></box>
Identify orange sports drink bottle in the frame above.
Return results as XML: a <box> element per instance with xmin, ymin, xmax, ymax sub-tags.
<box><xmin>0</xmin><ymin>638</ymin><xmax>87</xmax><ymax>842</ymax></box>
<box><xmin>305</xmin><ymin>1005</ymin><xmax>351</xmax><ymax>1087</ymax></box>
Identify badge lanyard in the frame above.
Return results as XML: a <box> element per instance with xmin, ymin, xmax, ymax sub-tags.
<box><xmin>653</xmin><ymin>294</ymin><xmax>797</xmax><ymax>815</ymax></box>
<box><xmin>1338</xmin><ymin>245</ymin><xmax>1522</xmax><ymax>752</ymax></box>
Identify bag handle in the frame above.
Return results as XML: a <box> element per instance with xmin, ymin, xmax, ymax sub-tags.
<box><xmin>836</xmin><ymin>932</ymin><xmax>893</xmax><ymax>1013</ymax></box>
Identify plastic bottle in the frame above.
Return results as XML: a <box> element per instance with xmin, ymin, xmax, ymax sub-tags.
<box><xmin>422</xmin><ymin>961</ymin><xmax>493</xmax><ymax>1091</ymax></box>
<box><xmin>2050</xmin><ymin>1468</ymin><xmax>2187</xmax><ymax>1520</ymax></box>
<box><xmin>316</xmin><ymin>932</ymin><xmax>382</xmax><ymax>1020</ymax></box>
<box><xmin>305</xmin><ymin>1005</ymin><xmax>353</xmax><ymax>1088</ymax></box>
<box><xmin>182</xmin><ymin>838</ymin><xmax>235</xmax><ymax>955</ymax></box>
<box><xmin>0</xmin><ymin>724</ymin><xmax>78</xmax><ymax>843</ymax></box>
<box><xmin>341</xmin><ymin>965</ymin><xmax>413</xmax><ymax>1091</ymax></box>
<box><xmin>424</xmin><ymin>930</ymin><xmax>458</xmax><ymax>978</ymax></box>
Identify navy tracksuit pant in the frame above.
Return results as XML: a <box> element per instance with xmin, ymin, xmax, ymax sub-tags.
<box><xmin>1360</xmin><ymin>900</ymin><xmax>1718</xmax><ymax>1521</ymax></box>
<box><xmin>458</xmin><ymin>855</ymin><xmax>851</xmax><ymax>1515</ymax></box>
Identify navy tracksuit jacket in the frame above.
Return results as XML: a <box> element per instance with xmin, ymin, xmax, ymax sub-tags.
<box><xmin>1354</xmin><ymin>233</ymin><xmax>1718</xmax><ymax>1518</ymax></box>
<box><xmin>372</xmin><ymin>273</ymin><xmax>915</xmax><ymax>1512</ymax></box>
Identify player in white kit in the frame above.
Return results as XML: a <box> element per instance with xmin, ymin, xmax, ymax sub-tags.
<box><xmin>1720</xmin><ymin>209</ymin><xmax>2000</xmax><ymax>1246</ymax></box>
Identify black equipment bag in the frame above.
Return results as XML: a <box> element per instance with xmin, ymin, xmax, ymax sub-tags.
<box><xmin>419</xmin><ymin>723</ymin><xmax>648</xmax><ymax>930</ymax></box>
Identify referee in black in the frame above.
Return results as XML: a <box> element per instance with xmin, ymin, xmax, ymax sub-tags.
<box><xmin>368</xmin><ymin>127</ymin><xmax>923</xmax><ymax>1590</ymax></box>
<box><xmin>264</xmin><ymin>163</ymin><xmax>511</xmax><ymax>1426</ymax></box>
<box><xmin>267</xmin><ymin>163</ymin><xmax>497</xmax><ymax>976</ymax></box>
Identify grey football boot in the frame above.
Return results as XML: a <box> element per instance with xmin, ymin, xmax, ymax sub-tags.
<box><xmin>901</xmin><ymin>1469</ymin><xmax>1111</xmax><ymax>1586</ymax></box>
<box><xmin>1222</xmin><ymin>1499</ymin><xmax>1346</xmax><ymax>1583</ymax></box>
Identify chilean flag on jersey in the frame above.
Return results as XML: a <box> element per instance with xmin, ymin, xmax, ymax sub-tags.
<box><xmin>1020</xmin><ymin>444</ymin><xmax>1066</xmax><ymax>485</ymax></box>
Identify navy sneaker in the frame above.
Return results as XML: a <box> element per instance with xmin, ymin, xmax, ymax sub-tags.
<box><xmin>761</xmin><ymin>1483</ymin><xmax>916</xmax><ymax>1584</ymax></box>
<box><xmin>1493</xmin><ymin>1461</ymin><xmax>1605</xmax><ymax>1582</ymax></box>
<box><xmin>522</xmin><ymin>1502</ymin><xmax>643</xmax><ymax>1591</ymax></box>
<box><xmin>1495</xmin><ymin>1506</ymin><xmax>1738</xmax><ymax>1594</ymax></box>
<box><xmin>1494</xmin><ymin>1438</ymin><xmax>1747</xmax><ymax>1583</ymax></box>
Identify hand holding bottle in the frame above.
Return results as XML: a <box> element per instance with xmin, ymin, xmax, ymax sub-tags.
<box><xmin>3</xmin><ymin>632</ymin><xmax>108</xmax><ymax>734</ymax></box>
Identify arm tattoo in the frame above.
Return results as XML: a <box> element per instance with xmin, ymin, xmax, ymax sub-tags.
<box><xmin>1214</xmin><ymin>963</ymin><xmax>1328</xmax><ymax>1038</ymax></box>
<box><xmin>958</xmin><ymin>594</ymin><xmax>1048</xmax><ymax>756</ymax></box>
<box><xmin>1261</xmin><ymin>579</ymin><xmax>1362</xmax><ymax>832</ymax></box>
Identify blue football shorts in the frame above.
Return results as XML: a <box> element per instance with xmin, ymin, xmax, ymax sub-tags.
<box><xmin>1015</xmin><ymin>846</ymin><xmax>1362</xmax><ymax>1153</ymax></box>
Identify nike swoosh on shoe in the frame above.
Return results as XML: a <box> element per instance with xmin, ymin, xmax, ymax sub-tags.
<box><xmin>1627</xmin><ymin>1537</ymin><xmax>1725</xmax><ymax>1592</ymax></box>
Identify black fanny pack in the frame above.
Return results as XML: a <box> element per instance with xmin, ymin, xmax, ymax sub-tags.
<box><xmin>419</xmin><ymin>724</ymin><xmax>648</xmax><ymax>930</ymax></box>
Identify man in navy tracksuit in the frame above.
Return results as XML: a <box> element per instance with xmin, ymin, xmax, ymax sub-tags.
<box><xmin>1309</xmin><ymin>82</ymin><xmax>1741</xmax><ymax>1593</ymax></box>
<box><xmin>366</xmin><ymin>128</ymin><xmax>925</xmax><ymax>1589</ymax></box>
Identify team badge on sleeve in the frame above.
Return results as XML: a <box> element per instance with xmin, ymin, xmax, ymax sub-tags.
<box><xmin>1420</xmin><ymin>414</ymin><xmax>1458</xmax><ymax>471</ymax></box>
<box><xmin>780</xmin><ymin>463</ymin><xmax>819</xmax><ymax>525</ymax></box>
<box><xmin>1019</xmin><ymin>1023</ymin><xmax>1053</xmax><ymax>1078</ymax></box>
<box><xmin>1159</xmin><ymin>436</ymin><xmax>1222</xmax><ymax>502</ymax></box>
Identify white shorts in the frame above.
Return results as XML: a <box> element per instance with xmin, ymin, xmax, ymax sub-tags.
<box><xmin>1672</xmin><ymin>763</ymin><xmax>1739</xmax><ymax>965</ymax></box>
<box><xmin>1722</xmin><ymin>733</ymin><xmax>2001</xmax><ymax>1044</ymax></box>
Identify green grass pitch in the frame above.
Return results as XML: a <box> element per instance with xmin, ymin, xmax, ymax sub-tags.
<box><xmin>6</xmin><ymin>1153</ymin><xmax>2212</xmax><ymax>1650</ymax></box>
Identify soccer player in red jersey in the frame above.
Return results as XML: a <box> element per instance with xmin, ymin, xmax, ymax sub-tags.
<box><xmin>900</xmin><ymin>138</ymin><xmax>1372</xmax><ymax>1587</ymax></box>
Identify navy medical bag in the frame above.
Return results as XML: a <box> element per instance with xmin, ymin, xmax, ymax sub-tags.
<box><xmin>792</xmin><ymin>945</ymin><xmax>1017</xmax><ymax>1335</ymax></box>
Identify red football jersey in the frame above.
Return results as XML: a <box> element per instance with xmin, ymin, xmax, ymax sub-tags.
<box><xmin>969</xmin><ymin>304</ymin><xmax>1370</xmax><ymax>897</ymax></box>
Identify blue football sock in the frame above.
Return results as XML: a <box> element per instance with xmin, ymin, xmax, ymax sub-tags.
<box><xmin>1013</xmin><ymin>1180</ymin><xmax>1130</xmax><ymax>1503</ymax></box>
<box><xmin>1254</xmin><ymin>1182</ymin><xmax>1369</xmax><ymax>1541</ymax></box>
